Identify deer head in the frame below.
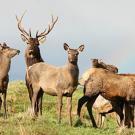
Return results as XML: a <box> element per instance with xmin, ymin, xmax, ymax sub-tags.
<box><xmin>91</xmin><ymin>58</ymin><xmax>99</xmax><ymax>67</ymax></box>
<box><xmin>64</xmin><ymin>43</ymin><xmax>84</xmax><ymax>64</ymax></box>
<box><xmin>16</xmin><ymin>13</ymin><xmax>58</xmax><ymax>67</ymax></box>
<box><xmin>0</xmin><ymin>43</ymin><xmax>20</xmax><ymax>58</ymax></box>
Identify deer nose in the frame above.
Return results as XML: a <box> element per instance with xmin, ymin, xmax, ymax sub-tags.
<box><xmin>17</xmin><ymin>50</ymin><xmax>20</xmax><ymax>54</ymax></box>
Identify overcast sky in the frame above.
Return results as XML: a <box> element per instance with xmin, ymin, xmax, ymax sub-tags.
<box><xmin>1</xmin><ymin>0</ymin><xmax>135</xmax><ymax>80</ymax></box>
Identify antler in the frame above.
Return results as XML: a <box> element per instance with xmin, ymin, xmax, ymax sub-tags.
<box><xmin>16</xmin><ymin>12</ymin><xmax>30</xmax><ymax>39</ymax></box>
<box><xmin>36</xmin><ymin>15</ymin><xmax>58</xmax><ymax>38</ymax></box>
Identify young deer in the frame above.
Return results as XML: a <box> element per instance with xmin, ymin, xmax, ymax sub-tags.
<box><xmin>0</xmin><ymin>43</ymin><xmax>20</xmax><ymax>118</ymax></box>
<box><xmin>27</xmin><ymin>43</ymin><xmax>84</xmax><ymax>125</ymax></box>
<box><xmin>16</xmin><ymin>13</ymin><xmax>58</xmax><ymax>115</ymax></box>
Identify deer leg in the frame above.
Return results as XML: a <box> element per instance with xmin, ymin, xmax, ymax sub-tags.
<box><xmin>31</xmin><ymin>90</ymin><xmax>38</xmax><ymax>116</ymax></box>
<box><xmin>124</xmin><ymin>102</ymin><xmax>130</xmax><ymax>127</ymax></box>
<box><xmin>77</xmin><ymin>96</ymin><xmax>89</xmax><ymax>117</ymax></box>
<box><xmin>29</xmin><ymin>89</ymin><xmax>32</xmax><ymax>105</ymax></box>
<box><xmin>35</xmin><ymin>98</ymin><xmax>39</xmax><ymax>116</ymax></box>
<box><xmin>133</xmin><ymin>104</ymin><xmax>135</xmax><ymax>127</ymax></box>
<box><xmin>98</xmin><ymin>108</ymin><xmax>115</xmax><ymax>127</ymax></box>
<box><xmin>3</xmin><ymin>91</ymin><xmax>7</xmax><ymax>119</ymax></box>
<box><xmin>38</xmin><ymin>89</ymin><xmax>43</xmax><ymax>115</ymax></box>
<box><xmin>106</xmin><ymin>100</ymin><xmax>124</xmax><ymax>127</ymax></box>
<box><xmin>0</xmin><ymin>97</ymin><xmax>2</xmax><ymax>110</ymax></box>
<box><xmin>35</xmin><ymin>90</ymin><xmax>43</xmax><ymax>116</ymax></box>
<box><xmin>95</xmin><ymin>108</ymin><xmax>108</xmax><ymax>128</ymax></box>
<box><xmin>86</xmin><ymin>95</ymin><xmax>98</xmax><ymax>128</ymax></box>
<box><xmin>100</xmin><ymin>114</ymin><xmax>106</xmax><ymax>128</ymax></box>
<box><xmin>67</xmin><ymin>96</ymin><xmax>72</xmax><ymax>126</ymax></box>
<box><xmin>114</xmin><ymin>105</ymin><xmax>124</xmax><ymax>127</ymax></box>
<box><xmin>95</xmin><ymin>110</ymin><xmax>102</xmax><ymax>127</ymax></box>
<box><xmin>25</xmin><ymin>76</ymin><xmax>33</xmax><ymax>105</ymax></box>
<box><xmin>97</xmin><ymin>112</ymin><xmax>103</xmax><ymax>127</ymax></box>
<box><xmin>57</xmin><ymin>94</ymin><xmax>63</xmax><ymax>124</ymax></box>
<box><xmin>100</xmin><ymin>108</ymin><xmax>115</xmax><ymax>115</ymax></box>
<box><xmin>125</xmin><ymin>103</ymin><xmax>134</xmax><ymax>128</ymax></box>
<box><xmin>130</xmin><ymin>104</ymin><xmax>134</xmax><ymax>128</ymax></box>
<box><xmin>95</xmin><ymin>110</ymin><xmax>99</xmax><ymax>126</ymax></box>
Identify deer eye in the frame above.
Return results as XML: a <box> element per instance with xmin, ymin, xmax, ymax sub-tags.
<box><xmin>28</xmin><ymin>50</ymin><xmax>33</xmax><ymax>55</ymax></box>
<box><xmin>29</xmin><ymin>52</ymin><xmax>32</xmax><ymax>55</ymax></box>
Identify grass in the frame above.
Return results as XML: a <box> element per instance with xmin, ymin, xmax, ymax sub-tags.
<box><xmin>0</xmin><ymin>80</ymin><xmax>134</xmax><ymax>135</ymax></box>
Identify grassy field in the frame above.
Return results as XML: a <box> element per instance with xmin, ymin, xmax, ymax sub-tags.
<box><xmin>0</xmin><ymin>81</ymin><xmax>134</xmax><ymax>135</ymax></box>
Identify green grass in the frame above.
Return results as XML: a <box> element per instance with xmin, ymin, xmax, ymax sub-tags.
<box><xmin>0</xmin><ymin>81</ymin><xmax>134</xmax><ymax>135</ymax></box>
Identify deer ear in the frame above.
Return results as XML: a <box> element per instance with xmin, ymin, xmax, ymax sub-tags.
<box><xmin>0</xmin><ymin>44</ymin><xmax>2</xmax><ymax>50</ymax></box>
<box><xmin>3</xmin><ymin>42</ymin><xmax>7</xmax><ymax>47</ymax></box>
<box><xmin>21</xmin><ymin>34</ymin><xmax>28</xmax><ymax>43</ymax></box>
<box><xmin>38</xmin><ymin>36</ymin><xmax>46</xmax><ymax>45</ymax></box>
<box><xmin>78</xmin><ymin>45</ymin><xmax>84</xmax><ymax>52</ymax></box>
<box><xmin>63</xmin><ymin>43</ymin><xmax>69</xmax><ymax>51</ymax></box>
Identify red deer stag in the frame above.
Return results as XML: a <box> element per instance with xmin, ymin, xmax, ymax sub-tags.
<box><xmin>78</xmin><ymin>68</ymin><xmax>135</xmax><ymax>128</ymax></box>
<box><xmin>27</xmin><ymin>43</ymin><xmax>84</xmax><ymax>125</ymax></box>
<box><xmin>0</xmin><ymin>43</ymin><xmax>20</xmax><ymax>118</ymax></box>
<box><xmin>16</xmin><ymin>13</ymin><xmax>58</xmax><ymax>115</ymax></box>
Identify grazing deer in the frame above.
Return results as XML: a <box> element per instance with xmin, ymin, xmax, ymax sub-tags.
<box><xmin>27</xmin><ymin>43</ymin><xmax>84</xmax><ymax>125</ymax></box>
<box><xmin>77</xmin><ymin>68</ymin><xmax>135</xmax><ymax>128</ymax></box>
<box><xmin>0</xmin><ymin>43</ymin><xmax>20</xmax><ymax>118</ymax></box>
<box><xmin>16</xmin><ymin>13</ymin><xmax>58</xmax><ymax>115</ymax></box>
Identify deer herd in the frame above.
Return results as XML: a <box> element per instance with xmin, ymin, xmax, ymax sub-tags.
<box><xmin>0</xmin><ymin>13</ymin><xmax>134</xmax><ymax>129</ymax></box>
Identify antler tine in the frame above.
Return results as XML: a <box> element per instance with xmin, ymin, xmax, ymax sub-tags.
<box><xmin>36</xmin><ymin>29</ymin><xmax>46</xmax><ymax>38</ymax></box>
<box><xmin>36</xmin><ymin>29</ymin><xmax>47</xmax><ymax>38</ymax></box>
<box><xmin>16</xmin><ymin>12</ymin><xmax>30</xmax><ymax>38</ymax></box>
<box><xmin>51</xmin><ymin>15</ymin><xmax>54</xmax><ymax>22</ymax></box>
<box><xmin>36</xmin><ymin>31</ymin><xmax>38</xmax><ymax>37</ymax></box>
<box><xmin>29</xmin><ymin>28</ymin><xmax>32</xmax><ymax>37</ymax></box>
<box><xmin>44</xmin><ymin>16</ymin><xmax>58</xmax><ymax>35</ymax></box>
<box><xmin>36</xmin><ymin>16</ymin><xmax>58</xmax><ymax>38</ymax></box>
<box><xmin>99</xmin><ymin>59</ymin><xmax>102</xmax><ymax>63</ymax></box>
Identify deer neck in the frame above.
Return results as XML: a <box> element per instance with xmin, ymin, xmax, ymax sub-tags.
<box><xmin>0</xmin><ymin>55</ymin><xmax>11</xmax><ymax>78</ymax></box>
<box><xmin>67</xmin><ymin>61</ymin><xmax>79</xmax><ymax>82</ymax></box>
<box><xmin>25</xmin><ymin>54</ymin><xmax>44</xmax><ymax>68</ymax></box>
<box><xmin>68</xmin><ymin>60</ymin><xmax>78</xmax><ymax>69</ymax></box>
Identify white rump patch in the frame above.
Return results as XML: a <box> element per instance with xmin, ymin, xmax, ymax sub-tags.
<box><xmin>79</xmin><ymin>68</ymin><xmax>96</xmax><ymax>85</ymax></box>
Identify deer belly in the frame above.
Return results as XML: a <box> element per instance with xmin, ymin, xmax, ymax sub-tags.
<box><xmin>101</xmin><ymin>90</ymin><xmax>126</xmax><ymax>101</ymax></box>
<box><xmin>44</xmin><ymin>88</ymin><xmax>57</xmax><ymax>96</ymax></box>
<box><xmin>41</xmin><ymin>85</ymin><xmax>57</xmax><ymax>96</ymax></box>
<box><xmin>39</xmin><ymin>82</ymin><xmax>57</xmax><ymax>96</ymax></box>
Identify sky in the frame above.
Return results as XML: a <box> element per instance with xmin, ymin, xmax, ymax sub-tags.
<box><xmin>1</xmin><ymin>0</ymin><xmax>135</xmax><ymax>80</ymax></box>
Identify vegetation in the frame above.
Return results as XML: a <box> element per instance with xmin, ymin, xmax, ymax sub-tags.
<box><xmin>0</xmin><ymin>81</ymin><xmax>134</xmax><ymax>135</ymax></box>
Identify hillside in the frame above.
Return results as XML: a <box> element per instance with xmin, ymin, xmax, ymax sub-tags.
<box><xmin>0</xmin><ymin>81</ymin><xmax>134</xmax><ymax>135</ymax></box>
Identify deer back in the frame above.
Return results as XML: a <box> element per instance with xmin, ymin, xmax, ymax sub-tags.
<box><xmin>84</xmin><ymin>68</ymin><xmax>135</xmax><ymax>100</ymax></box>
